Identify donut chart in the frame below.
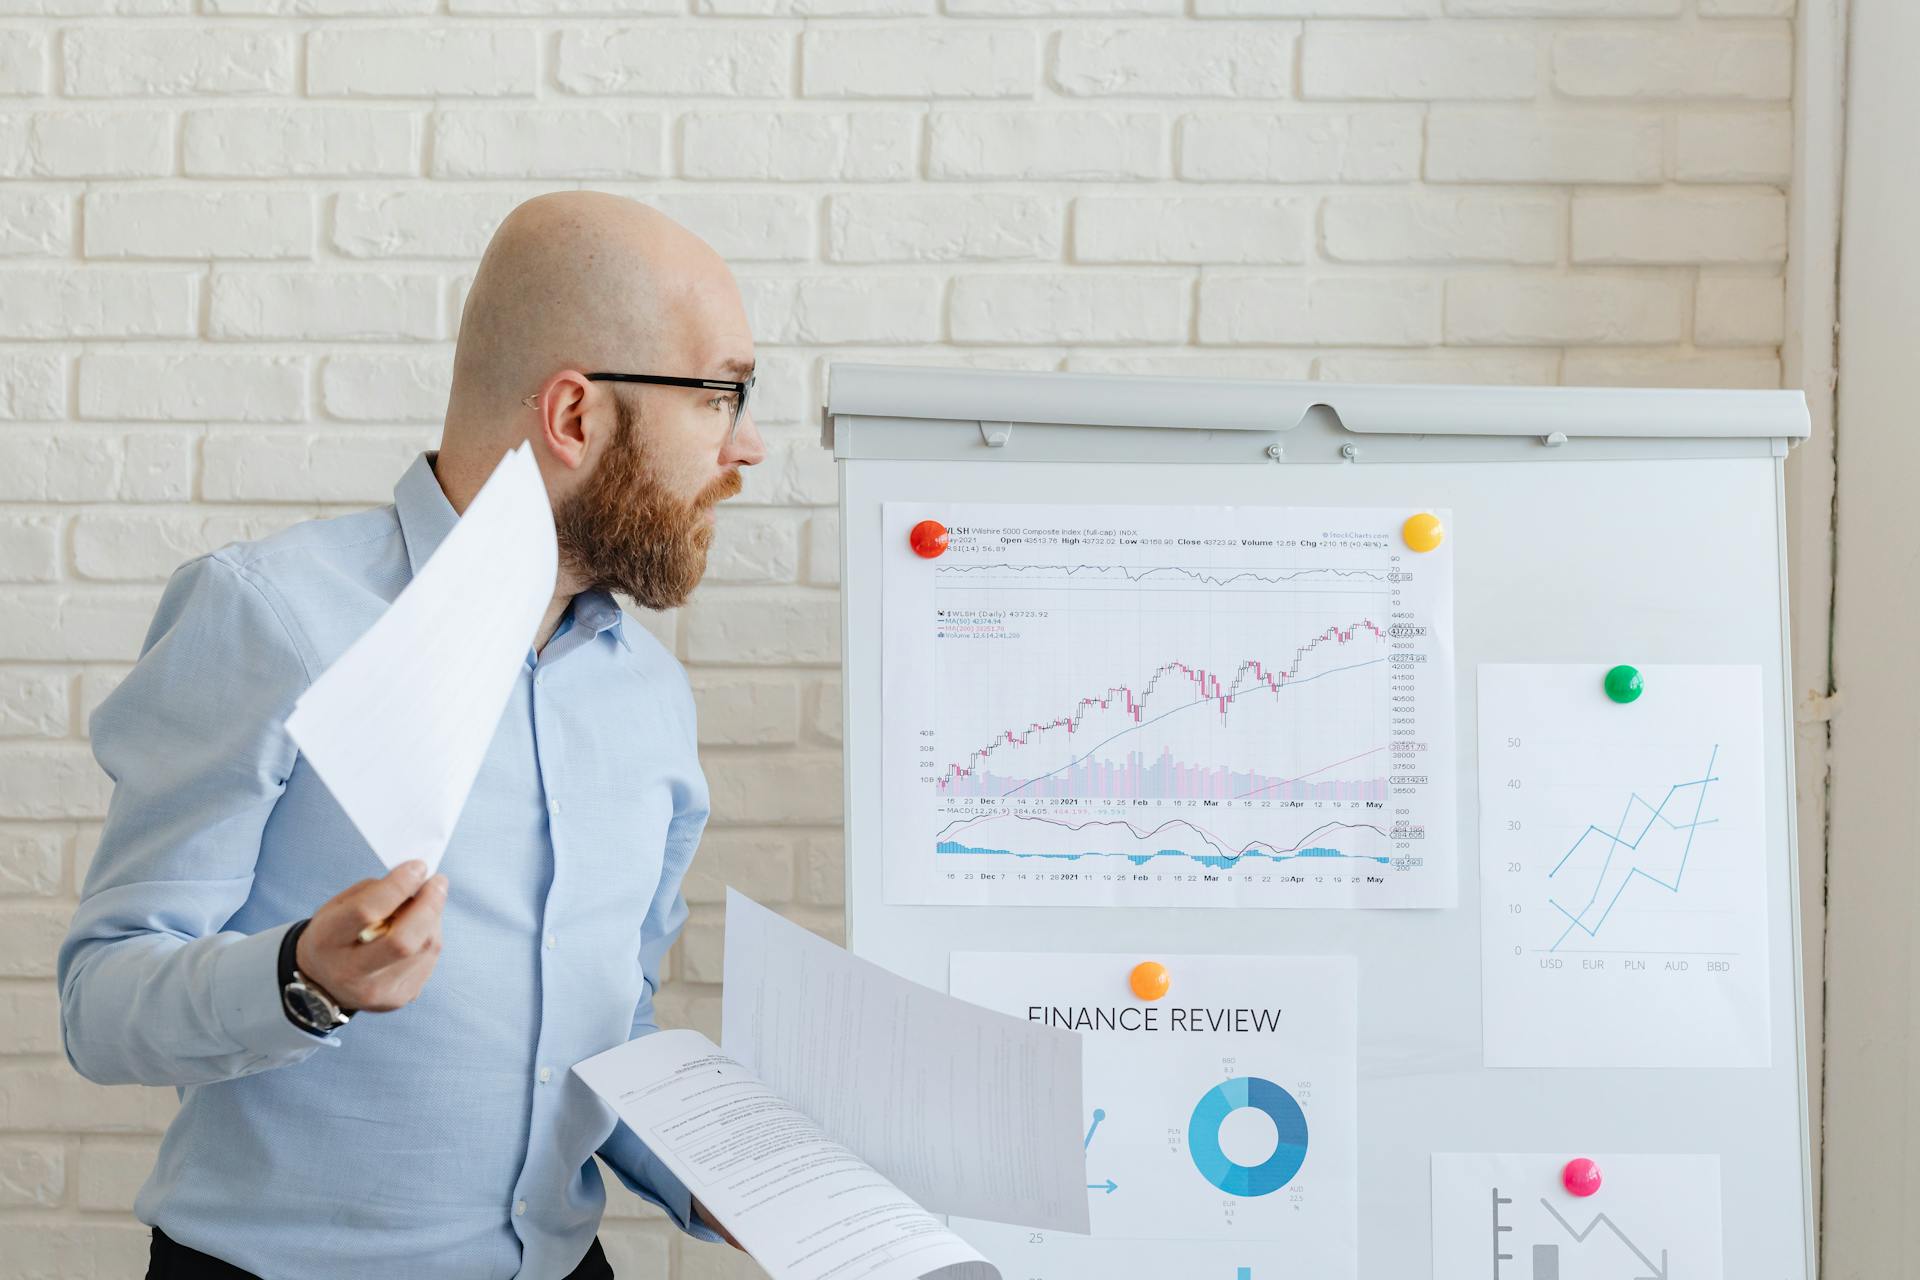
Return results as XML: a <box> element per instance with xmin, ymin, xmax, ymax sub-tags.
<box><xmin>1187</xmin><ymin>1076</ymin><xmax>1310</xmax><ymax>1197</ymax></box>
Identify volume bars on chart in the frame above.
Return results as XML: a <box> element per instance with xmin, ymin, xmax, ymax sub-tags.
<box><xmin>891</xmin><ymin>505</ymin><xmax>1457</xmax><ymax>909</ymax></box>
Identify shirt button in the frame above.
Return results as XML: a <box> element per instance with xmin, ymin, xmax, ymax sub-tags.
<box><xmin>539</xmin><ymin>1067</ymin><xmax>553</xmax><ymax>1084</ymax></box>
<box><xmin>547</xmin><ymin>798</ymin><xmax>562</xmax><ymax>814</ymax></box>
<box><xmin>514</xmin><ymin>1200</ymin><xmax>527</xmax><ymax>1217</ymax></box>
<box><xmin>544</xmin><ymin>932</ymin><xmax>557</xmax><ymax>950</ymax></box>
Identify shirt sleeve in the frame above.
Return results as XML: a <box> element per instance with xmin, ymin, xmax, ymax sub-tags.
<box><xmin>596</xmin><ymin>667</ymin><xmax>723</xmax><ymax>1244</ymax></box>
<box><xmin>56</xmin><ymin>551</ymin><xmax>343</xmax><ymax>1088</ymax></box>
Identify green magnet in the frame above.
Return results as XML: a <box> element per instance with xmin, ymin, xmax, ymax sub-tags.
<box><xmin>1604</xmin><ymin>664</ymin><xmax>1643</xmax><ymax>704</ymax></box>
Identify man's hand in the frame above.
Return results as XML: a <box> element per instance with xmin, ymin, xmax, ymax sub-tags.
<box><xmin>294</xmin><ymin>860</ymin><xmax>448</xmax><ymax>1013</ymax></box>
<box><xmin>692</xmin><ymin>1197</ymin><xmax>742</xmax><ymax>1250</ymax></box>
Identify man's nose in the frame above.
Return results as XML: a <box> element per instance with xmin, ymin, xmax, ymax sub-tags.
<box><xmin>723</xmin><ymin>407</ymin><xmax>767</xmax><ymax>468</ymax></box>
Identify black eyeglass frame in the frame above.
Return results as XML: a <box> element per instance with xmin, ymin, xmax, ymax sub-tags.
<box><xmin>585</xmin><ymin>371</ymin><xmax>754</xmax><ymax>445</ymax></box>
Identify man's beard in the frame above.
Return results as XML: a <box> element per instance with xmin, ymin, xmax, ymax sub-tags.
<box><xmin>551</xmin><ymin>395</ymin><xmax>742</xmax><ymax>612</ymax></box>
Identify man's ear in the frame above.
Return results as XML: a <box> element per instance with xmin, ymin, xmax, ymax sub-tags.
<box><xmin>533</xmin><ymin>373</ymin><xmax>595</xmax><ymax>471</ymax></box>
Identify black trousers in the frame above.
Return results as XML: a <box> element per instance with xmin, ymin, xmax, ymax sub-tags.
<box><xmin>146</xmin><ymin>1225</ymin><xmax>616</xmax><ymax>1279</ymax></box>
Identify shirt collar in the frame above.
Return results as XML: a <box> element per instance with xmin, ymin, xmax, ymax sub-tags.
<box><xmin>393</xmin><ymin>451</ymin><xmax>459</xmax><ymax>578</ymax></box>
<box><xmin>571</xmin><ymin>589</ymin><xmax>632</xmax><ymax>652</ymax></box>
<box><xmin>392</xmin><ymin>450</ymin><xmax>631</xmax><ymax>653</ymax></box>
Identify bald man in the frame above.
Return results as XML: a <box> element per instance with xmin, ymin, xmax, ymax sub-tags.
<box><xmin>56</xmin><ymin>193</ymin><xmax>764</xmax><ymax>1280</ymax></box>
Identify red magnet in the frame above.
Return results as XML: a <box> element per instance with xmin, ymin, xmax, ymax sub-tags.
<box><xmin>910</xmin><ymin>519</ymin><xmax>949</xmax><ymax>559</ymax></box>
<box><xmin>1562</xmin><ymin>1157</ymin><xmax>1602</xmax><ymax>1198</ymax></box>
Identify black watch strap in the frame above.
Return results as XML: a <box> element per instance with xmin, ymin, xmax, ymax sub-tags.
<box><xmin>278</xmin><ymin>918</ymin><xmax>325</xmax><ymax>1037</ymax></box>
<box><xmin>278</xmin><ymin>918</ymin><xmax>306</xmax><ymax>987</ymax></box>
<box><xmin>279</xmin><ymin>918</ymin><xmax>353</xmax><ymax>1034</ymax></box>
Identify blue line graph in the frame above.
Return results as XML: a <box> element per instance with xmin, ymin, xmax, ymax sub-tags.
<box><xmin>1546</xmin><ymin>746</ymin><xmax>1720</xmax><ymax>953</ymax></box>
<box><xmin>934</xmin><ymin>814</ymin><xmax>1394</xmax><ymax>870</ymax></box>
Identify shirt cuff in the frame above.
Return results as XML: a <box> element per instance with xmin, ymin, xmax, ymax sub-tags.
<box><xmin>608</xmin><ymin>1141</ymin><xmax>725</xmax><ymax>1244</ymax></box>
<box><xmin>209</xmin><ymin>920</ymin><xmax>345</xmax><ymax>1060</ymax></box>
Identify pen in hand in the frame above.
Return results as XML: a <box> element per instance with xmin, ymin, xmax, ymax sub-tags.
<box><xmin>356</xmin><ymin>861</ymin><xmax>435</xmax><ymax>942</ymax></box>
<box><xmin>294</xmin><ymin>860</ymin><xmax>449</xmax><ymax>1017</ymax></box>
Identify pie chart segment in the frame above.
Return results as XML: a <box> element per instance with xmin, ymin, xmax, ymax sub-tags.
<box><xmin>1187</xmin><ymin>1076</ymin><xmax>1309</xmax><ymax>1197</ymax></box>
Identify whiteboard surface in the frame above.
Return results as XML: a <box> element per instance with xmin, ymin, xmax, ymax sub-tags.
<box><xmin>832</xmin><ymin>380</ymin><xmax>1811</xmax><ymax>1280</ymax></box>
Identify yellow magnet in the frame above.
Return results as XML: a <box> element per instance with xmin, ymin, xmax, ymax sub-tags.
<box><xmin>1130</xmin><ymin>961</ymin><xmax>1170</xmax><ymax>1002</ymax></box>
<box><xmin>1402</xmin><ymin>511</ymin><xmax>1444</xmax><ymax>553</ymax></box>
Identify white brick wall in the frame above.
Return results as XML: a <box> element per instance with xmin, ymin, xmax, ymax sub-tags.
<box><xmin>0</xmin><ymin>0</ymin><xmax>1793</xmax><ymax>1274</ymax></box>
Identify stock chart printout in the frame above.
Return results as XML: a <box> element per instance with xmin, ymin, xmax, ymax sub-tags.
<box><xmin>1478</xmin><ymin>665</ymin><xmax>1771</xmax><ymax>1069</ymax></box>
<box><xmin>949</xmin><ymin>953</ymin><xmax>1357</xmax><ymax>1280</ymax></box>
<box><xmin>881</xmin><ymin>503</ymin><xmax>1456</xmax><ymax>908</ymax></box>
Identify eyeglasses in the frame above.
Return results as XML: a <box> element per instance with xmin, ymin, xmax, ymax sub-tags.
<box><xmin>522</xmin><ymin>371</ymin><xmax>755</xmax><ymax>447</ymax></box>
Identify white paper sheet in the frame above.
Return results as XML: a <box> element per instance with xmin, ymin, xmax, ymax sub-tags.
<box><xmin>1477</xmin><ymin>664</ymin><xmax>1771</xmax><ymax>1069</ymax></box>
<box><xmin>1432</xmin><ymin>1153</ymin><xmax>1723</xmax><ymax>1280</ymax></box>
<box><xmin>948</xmin><ymin>952</ymin><xmax>1358</xmax><ymax>1280</ymax></box>
<box><xmin>879</xmin><ymin>501</ymin><xmax>1457</xmax><ymax>908</ymax></box>
<box><xmin>284</xmin><ymin>442</ymin><xmax>557</xmax><ymax>875</ymax></box>
<box><xmin>720</xmin><ymin>890</ymin><xmax>1089</xmax><ymax>1234</ymax></box>
<box><xmin>574</xmin><ymin>1030</ymin><xmax>1001</xmax><ymax>1280</ymax></box>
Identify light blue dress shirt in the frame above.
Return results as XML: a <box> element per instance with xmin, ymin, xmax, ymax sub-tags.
<box><xmin>57</xmin><ymin>451</ymin><xmax>723</xmax><ymax>1278</ymax></box>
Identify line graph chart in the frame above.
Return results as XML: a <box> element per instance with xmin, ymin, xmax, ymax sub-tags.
<box><xmin>1545</xmin><ymin>746</ymin><xmax>1719</xmax><ymax>953</ymax></box>
<box><xmin>882</xmin><ymin>503</ymin><xmax>1455</xmax><ymax>909</ymax></box>
<box><xmin>1478</xmin><ymin>665</ymin><xmax>1770</xmax><ymax>1069</ymax></box>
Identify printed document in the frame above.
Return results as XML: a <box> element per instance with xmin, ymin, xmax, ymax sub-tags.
<box><xmin>721</xmin><ymin>890</ymin><xmax>1089</xmax><ymax>1232</ymax></box>
<box><xmin>575</xmin><ymin>1030</ymin><xmax>1002</xmax><ymax>1280</ymax></box>
<box><xmin>284</xmin><ymin>442</ymin><xmax>556</xmax><ymax>874</ymax></box>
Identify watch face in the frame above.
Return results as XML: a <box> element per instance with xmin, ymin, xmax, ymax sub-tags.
<box><xmin>288</xmin><ymin>983</ymin><xmax>339</xmax><ymax>1028</ymax></box>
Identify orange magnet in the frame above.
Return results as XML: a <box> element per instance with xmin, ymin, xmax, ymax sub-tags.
<box><xmin>1402</xmin><ymin>511</ymin><xmax>1444</xmax><ymax>553</ymax></box>
<box><xmin>910</xmin><ymin>519</ymin><xmax>949</xmax><ymax>559</ymax></box>
<box><xmin>1129</xmin><ymin>961</ymin><xmax>1170</xmax><ymax>1002</ymax></box>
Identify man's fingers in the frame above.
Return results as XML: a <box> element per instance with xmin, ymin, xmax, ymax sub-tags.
<box><xmin>336</xmin><ymin>860</ymin><xmax>431</xmax><ymax>936</ymax></box>
<box><xmin>365</xmin><ymin>874</ymin><xmax>447</xmax><ymax>969</ymax></box>
<box><xmin>294</xmin><ymin>863</ymin><xmax>448</xmax><ymax>1014</ymax></box>
<box><xmin>320</xmin><ymin>877</ymin><xmax>377</xmax><ymax>912</ymax></box>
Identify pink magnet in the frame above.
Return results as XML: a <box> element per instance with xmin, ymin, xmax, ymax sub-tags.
<box><xmin>1562</xmin><ymin>1158</ymin><xmax>1602</xmax><ymax>1197</ymax></box>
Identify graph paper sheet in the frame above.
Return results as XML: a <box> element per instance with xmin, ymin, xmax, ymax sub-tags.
<box><xmin>879</xmin><ymin>501</ymin><xmax>1456</xmax><ymax>908</ymax></box>
<box><xmin>1477</xmin><ymin>664</ymin><xmax>1771</xmax><ymax>1069</ymax></box>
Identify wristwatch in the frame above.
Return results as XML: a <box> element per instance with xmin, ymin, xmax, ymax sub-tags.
<box><xmin>279</xmin><ymin>918</ymin><xmax>352</xmax><ymax>1037</ymax></box>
